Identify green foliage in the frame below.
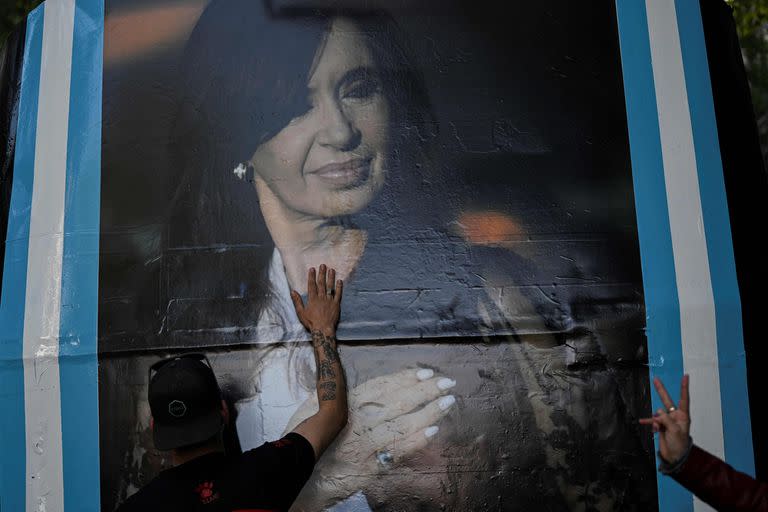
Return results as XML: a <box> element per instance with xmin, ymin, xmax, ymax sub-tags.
<box><xmin>0</xmin><ymin>0</ymin><xmax>44</xmax><ymax>50</ymax></box>
<box><xmin>728</xmin><ymin>0</ymin><xmax>768</xmax><ymax>166</ymax></box>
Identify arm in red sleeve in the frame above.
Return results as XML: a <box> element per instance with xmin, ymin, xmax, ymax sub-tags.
<box><xmin>671</xmin><ymin>444</ymin><xmax>768</xmax><ymax>512</ymax></box>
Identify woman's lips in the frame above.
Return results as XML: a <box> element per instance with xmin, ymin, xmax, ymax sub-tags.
<box><xmin>308</xmin><ymin>158</ymin><xmax>372</xmax><ymax>188</ymax></box>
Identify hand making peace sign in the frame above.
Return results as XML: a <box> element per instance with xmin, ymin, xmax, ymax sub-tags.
<box><xmin>639</xmin><ymin>375</ymin><xmax>691</xmax><ymax>465</ymax></box>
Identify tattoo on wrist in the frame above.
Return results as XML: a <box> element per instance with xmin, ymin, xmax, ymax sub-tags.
<box><xmin>318</xmin><ymin>360</ymin><xmax>336</xmax><ymax>380</ymax></box>
<box><xmin>311</xmin><ymin>329</ymin><xmax>340</xmax><ymax>402</ymax></box>
<box><xmin>311</xmin><ymin>330</ymin><xmax>339</xmax><ymax>361</ymax></box>
<box><xmin>322</xmin><ymin>342</ymin><xmax>338</xmax><ymax>362</ymax></box>
<box><xmin>311</xmin><ymin>329</ymin><xmax>336</xmax><ymax>345</ymax></box>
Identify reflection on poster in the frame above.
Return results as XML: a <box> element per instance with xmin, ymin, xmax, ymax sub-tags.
<box><xmin>98</xmin><ymin>0</ymin><xmax>658</xmax><ymax>510</ymax></box>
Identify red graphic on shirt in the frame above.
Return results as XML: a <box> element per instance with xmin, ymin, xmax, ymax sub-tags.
<box><xmin>194</xmin><ymin>481</ymin><xmax>220</xmax><ymax>504</ymax></box>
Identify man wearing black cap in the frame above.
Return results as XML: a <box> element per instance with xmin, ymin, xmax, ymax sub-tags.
<box><xmin>118</xmin><ymin>265</ymin><xmax>348</xmax><ymax>512</ymax></box>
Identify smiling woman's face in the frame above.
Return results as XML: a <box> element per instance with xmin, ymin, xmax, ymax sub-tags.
<box><xmin>250</xmin><ymin>18</ymin><xmax>391</xmax><ymax>218</ymax></box>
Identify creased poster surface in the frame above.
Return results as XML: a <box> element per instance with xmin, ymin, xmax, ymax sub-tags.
<box><xmin>97</xmin><ymin>0</ymin><xmax>658</xmax><ymax>510</ymax></box>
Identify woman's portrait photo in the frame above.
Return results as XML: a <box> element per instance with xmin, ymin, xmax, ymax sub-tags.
<box><xmin>97</xmin><ymin>0</ymin><xmax>659</xmax><ymax>510</ymax></box>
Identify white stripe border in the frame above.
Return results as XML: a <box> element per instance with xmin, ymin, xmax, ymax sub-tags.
<box><xmin>22</xmin><ymin>0</ymin><xmax>75</xmax><ymax>510</ymax></box>
<box><xmin>645</xmin><ymin>0</ymin><xmax>724</xmax><ymax>510</ymax></box>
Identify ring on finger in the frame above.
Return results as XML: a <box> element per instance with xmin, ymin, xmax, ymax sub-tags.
<box><xmin>667</xmin><ymin>406</ymin><xmax>677</xmax><ymax>413</ymax></box>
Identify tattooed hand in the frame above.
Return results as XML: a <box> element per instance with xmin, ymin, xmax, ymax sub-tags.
<box><xmin>290</xmin><ymin>264</ymin><xmax>343</xmax><ymax>336</ymax></box>
<box><xmin>290</xmin><ymin>265</ymin><xmax>348</xmax><ymax>460</ymax></box>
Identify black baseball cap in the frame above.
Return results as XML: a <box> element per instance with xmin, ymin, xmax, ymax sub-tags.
<box><xmin>148</xmin><ymin>354</ymin><xmax>224</xmax><ymax>451</ymax></box>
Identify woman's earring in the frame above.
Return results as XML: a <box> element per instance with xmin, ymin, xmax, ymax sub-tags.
<box><xmin>233</xmin><ymin>162</ymin><xmax>255</xmax><ymax>183</ymax></box>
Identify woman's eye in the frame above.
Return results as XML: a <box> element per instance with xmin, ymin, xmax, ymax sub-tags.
<box><xmin>342</xmin><ymin>79</ymin><xmax>380</xmax><ymax>101</ymax></box>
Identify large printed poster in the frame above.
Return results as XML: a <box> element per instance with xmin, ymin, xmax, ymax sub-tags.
<box><xmin>98</xmin><ymin>0</ymin><xmax>658</xmax><ymax>510</ymax></box>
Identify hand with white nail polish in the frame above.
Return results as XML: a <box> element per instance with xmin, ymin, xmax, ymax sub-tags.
<box><xmin>283</xmin><ymin>368</ymin><xmax>456</xmax><ymax>506</ymax></box>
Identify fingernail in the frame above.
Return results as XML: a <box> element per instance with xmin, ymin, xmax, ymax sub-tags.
<box><xmin>439</xmin><ymin>395</ymin><xmax>456</xmax><ymax>410</ymax></box>
<box><xmin>424</xmin><ymin>426</ymin><xmax>439</xmax><ymax>438</ymax></box>
<box><xmin>416</xmin><ymin>369</ymin><xmax>434</xmax><ymax>381</ymax></box>
<box><xmin>437</xmin><ymin>378</ymin><xmax>456</xmax><ymax>390</ymax></box>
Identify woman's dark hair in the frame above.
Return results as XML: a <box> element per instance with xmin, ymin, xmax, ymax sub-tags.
<box><xmin>165</xmin><ymin>0</ymin><xmax>437</xmax><ymax>343</ymax></box>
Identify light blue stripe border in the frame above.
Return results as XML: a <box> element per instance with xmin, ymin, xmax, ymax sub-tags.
<box><xmin>59</xmin><ymin>0</ymin><xmax>103</xmax><ymax>510</ymax></box>
<box><xmin>0</xmin><ymin>4</ymin><xmax>45</xmax><ymax>511</ymax></box>
<box><xmin>614</xmin><ymin>1</ymin><xmax>692</xmax><ymax>510</ymax></box>
<box><xmin>674</xmin><ymin>0</ymin><xmax>755</xmax><ymax>475</ymax></box>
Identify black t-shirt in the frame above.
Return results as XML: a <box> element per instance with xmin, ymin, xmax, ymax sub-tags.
<box><xmin>117</xmin><ymin>433</ymin><xmax>315</xmax><ymax>512</ymax></box>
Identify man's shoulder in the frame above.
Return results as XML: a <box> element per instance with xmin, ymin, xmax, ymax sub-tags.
<box><xmin>237</xmin><ymin>432</ymin><xmax>315</xmax><ymax>484</ymax></box>
<box><xmin>116</xmin><ymin>472</ymin><xmax>176</xmax><ymax>511</ymax></box>
<box><xmin>115</xmin><ymin>487</ymin><xmax>152</xmax><ymax>511</ymax></box>
<box><xmin>242</xmin><ymin>432</ymin><xmax>314</xmax><ymax>462</ymax></box>
<box><xmin>116</xmin><ymin>438</ymin><xmax>313</xmax><ymax>512</ymax></box>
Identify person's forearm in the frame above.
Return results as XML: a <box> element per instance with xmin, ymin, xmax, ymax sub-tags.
<box><xmin>311</xmin><ymin>328</ymin><xmax>348</xmax><ymax>428</ymax></box>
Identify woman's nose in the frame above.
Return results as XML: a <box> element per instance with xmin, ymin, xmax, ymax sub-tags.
<box><xmin>316</xmin><ymin>102</ymin><xmax>361</xmax><ymax>151</ymax></box>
